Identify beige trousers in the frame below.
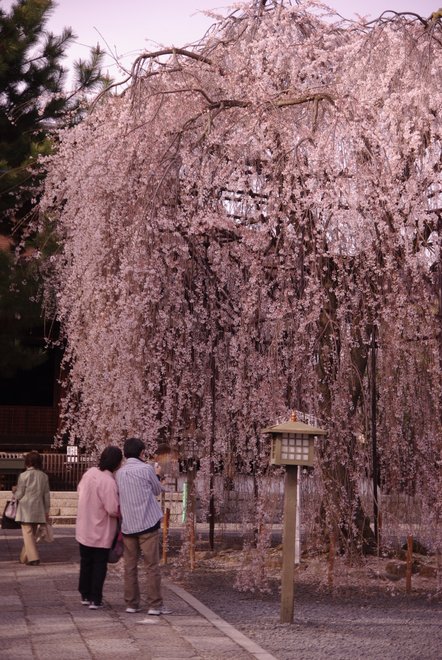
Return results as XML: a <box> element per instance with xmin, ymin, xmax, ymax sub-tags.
<box><xmin>20</xmin><ymin>523</ymin><xmax>39</xmax><ymax>564</ymax></box>
<box><xmin>123</xmin><ymin>529</ymin><xmax>162</xmax><ymax>610</ymax></box>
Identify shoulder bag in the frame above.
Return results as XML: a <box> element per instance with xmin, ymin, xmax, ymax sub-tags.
<box><xmin>1</xmin><ymin>496</ymin><xmax>21</xmax><ymax>530</ymax></box>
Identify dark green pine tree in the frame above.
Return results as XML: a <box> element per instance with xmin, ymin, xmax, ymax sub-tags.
<box><xmin>0</xmin><ymin>0</ymin><xmax>108</xmax><ymax>382</ymax></box>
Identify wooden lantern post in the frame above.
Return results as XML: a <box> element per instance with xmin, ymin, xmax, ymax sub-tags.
<box><xmin>281</xmin><ymin>462</ymin><xmax>298</xmax><ymax>622</ymax></box>
<box><xmin>263</xmin><ymin>413</ymin><xmax>327</xmax><ymax>624</ymax></box>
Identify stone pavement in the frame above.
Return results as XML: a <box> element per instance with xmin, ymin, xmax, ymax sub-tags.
<box><xmin>0</xmin><ymin>527</ymin><xmax>277</xmax><ymax>660</ymax></box>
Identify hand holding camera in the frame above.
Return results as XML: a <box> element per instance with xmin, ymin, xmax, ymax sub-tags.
<box><xmin>154</xmin><ymin>461</ymin><xmax>166</xmax><ymax>483</ymax></box>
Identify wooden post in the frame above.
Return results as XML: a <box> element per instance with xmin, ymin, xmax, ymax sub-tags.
<box><xmin>437</xmin><ymin>548</ymin><xmax>442</xmax><ymax>593</ymax></box>
<box><xmin>188</xmin><ymin>467</ymin><xmax>196</xmax><ymax>570</ymax></box>
<box><xmin>406</xmin><ymin>535</ymin><xmax>413</xmax><ymax>594</ymax></box>
<box><xmin>280</xmin><ymin>465</ymin><xmax>298</xmax><ymax>624</ymax></box>
<box><xmin>190</xmin><ymin>512</ymin><xmax>196</xmax><ymax>570</ymax></box>
<box><xmin>328</xmin><ymin>530</ymin><xmax>336</xmax><ymax>592</ymax></box>
<box><xmin>209</xmin><ymin>352</ymin><xmax>216</xmax><ymax>551</ymax></box>
<box><xmin>162</xmin><ymin>508</ymin><xmax>170</xmax><ymax>564</ymax></box>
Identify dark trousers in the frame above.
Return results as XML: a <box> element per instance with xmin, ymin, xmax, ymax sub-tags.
<box><xmin>78</xmin><ymin>544</ymin><xmax>109</xmax><ymax>605</ymax></box>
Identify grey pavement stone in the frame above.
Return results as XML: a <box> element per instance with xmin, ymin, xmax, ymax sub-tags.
<box><xmin>152</xmin><ymin>656</ymin><xmax>201</xmax><ymax>660</ymax></box>
<box><xmin>173</xmin><ymin>625</ymin><xmax>226</xmax><ymax>637</ymax></box>
<box><xmin>26</xmin><ymin>615</ymin><xmax>79</xmax><ymax>634</ymax></box>
<box><xmin>74</xmin><ymin>616</ymin><xmax>125</xmax><ymax>629</ymax></box>
<box><xmin>33</xmin><ymin>643</ymin><xmax>92</xmax><ymax>659</ymax></box>
<box><xmin>184</xmin><ymin>635</ymin><xmax>245</xmax><ymax>652</ymax></box>
<box><xmin>152</xmin><ymin>648</ymin><xmax>203</xmax><ymax>658</ymax></box>
<box><xmin>92</xmin><ymin>652</ymin><xmax>152</xmax><ymax>660</ymax></box>
<box><xmin>0</xmin><ymin>594</ymin><xmax>22</xmax><ymax>607</ymax></box>
<box><xmin>0</xmin><ymin>627</ymin><xmax>30</xmax><ymax>644</ymax></box>
<box><xmin>0</xmin><ymin>647</ymin><xmax>34</xmax><ymax>660</ymax></box>
<box><xmin>86</xmin><ymin>637</ymin><xmax>142</xmax><ymax>653</ymax></box>
<box><xmin>0</xmin><ymin>628</ymin><xmax>27</xmax><ymax>658</ymax></box>
<box><xmin>0</xmin><ymin>613</ymin><xmax>28</xmax><ymax>629</ymax></box>
<box><xmin>167</xmin><ymin>616</ymin><xmax>213</xmax><ymax>627</ymax></box>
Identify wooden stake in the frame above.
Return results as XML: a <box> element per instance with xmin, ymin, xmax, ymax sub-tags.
<box><xmin>162</xmin><ymin>508</ymin><xmax>170</xmax><ymax>564</ymax></box>
<box><xmin>188</xmin><ymin>468</ymin><xmax>196</xmax><ymax>570</ymax></box>
<box><xmin>328</xmin><ymin>530</ymin><xmax>336</xmax><ymax>592</ymax></box>
<box><xmin>437</xmin><ymin>548</ymin><xmax>442</xmax><ymax>593</ymax></box>
<box><xmin>406</xmin><ymin>535</ymin><xmax>413</xmax><ymax>594</ymax></box>
<box><xmin>378</xmin><ymin>511</ymin><xmax>382</xmax><ymax>556</ymax></box>
<box><xmin>190</xmin><ymin>512</ymin><xmax>196</xmax><ymax>570</ymax></box>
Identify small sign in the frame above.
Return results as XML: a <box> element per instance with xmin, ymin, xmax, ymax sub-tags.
<box><xmin>66</xmin><ymin>446</ymin><xmax>78</xmax><ymax>463</ymax></box>
<box><xmin>182</xmin><ymin>481</ymin><xmax>188</xmax><ymax>523</ymax></box>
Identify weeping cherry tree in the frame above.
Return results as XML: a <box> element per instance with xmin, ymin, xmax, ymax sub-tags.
<box><xmin>41</xmin><ymin>0</ymin><xmax>442</xmax><ymax>559</ymax></box>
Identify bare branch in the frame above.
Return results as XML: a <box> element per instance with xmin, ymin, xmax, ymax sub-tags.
<box><xmin>274</xmin><ymin>93</ymin><xmax>335</xmax><ymax>108</ymax></box>
<box><xmin>131</xmin><ymin>48</ymin><xmax>212</xmax><ymax>74</ymax></box>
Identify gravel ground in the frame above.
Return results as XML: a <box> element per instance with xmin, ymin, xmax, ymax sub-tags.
<box><xmin>167</xmin><ymin>547</ymin><xmax>442</xmax><ymax>660</ymax></box>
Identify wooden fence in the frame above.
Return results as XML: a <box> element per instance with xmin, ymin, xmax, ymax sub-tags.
<box><xmin>0</xmin><ymin>452</ymin><xmax>95</xmax><ymax>491</ymax></box>
<box><xmin>42</xmin><ymin>453</ymin><xmax>96</xmax><ymax>490</ymax></box>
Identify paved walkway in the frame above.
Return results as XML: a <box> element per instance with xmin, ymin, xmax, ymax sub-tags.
<box><xmin>0</xmin><ymin>527</ymin><xmax>276</xmax><ymax>660</ymax></box>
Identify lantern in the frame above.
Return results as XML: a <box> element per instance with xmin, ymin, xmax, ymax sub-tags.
<box><xmin>264</xmin><ymin>419</ymin><xmax>327</xmax><ymax>466</ymax></box>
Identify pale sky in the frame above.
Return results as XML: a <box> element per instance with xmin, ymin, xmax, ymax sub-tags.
<box><xmin>1</xmin><ymin>1</ymin><xmax>439</xmax><ymax>85</ymax></box>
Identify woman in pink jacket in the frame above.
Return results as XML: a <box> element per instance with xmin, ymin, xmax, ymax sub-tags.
<box><xmin>75</xmin><ymin>445</ymin><xmax>122</xmax><ymax>609</ymax></box>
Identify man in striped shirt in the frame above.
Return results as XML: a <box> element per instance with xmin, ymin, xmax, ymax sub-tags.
<box><xmin>116</xmin><ymin>437</ymin><xmax>171</xmax><ymax>615</ymax></box>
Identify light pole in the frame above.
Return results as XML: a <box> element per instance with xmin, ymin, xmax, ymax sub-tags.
<box><xmin>264</xmin><ymin>414</ymin><xmax>327</xmax><ymax>623</ymax></box>
<box><xmin>371</xmin><ymin>326</ymin><xmax>380</xmax><ymax>552</ymax></box>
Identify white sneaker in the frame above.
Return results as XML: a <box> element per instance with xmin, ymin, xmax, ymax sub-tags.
<box><xmin>81</xmin><ymin>599</ymin><xmax>90</xmax><ymax>606</ymax></box>
<box><xmin>147</xmin><ymin>606</ymin><xmax>172</xmax><ymax>615</ymax></box>
<box><xmin>126</xmin><ymin>606</ymin><xmax>142</xmax><ymax>613</ymax></box>
<box><xmin>89</xmin><ymin>603</ymin><xmax>103</xmax><ymax>610</ymax></box>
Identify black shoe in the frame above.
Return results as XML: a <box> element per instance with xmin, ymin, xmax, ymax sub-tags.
<box><xmin>27</xmin><ymin>560</ymin><xmax>40</xmax><ymax>566</ymax></box>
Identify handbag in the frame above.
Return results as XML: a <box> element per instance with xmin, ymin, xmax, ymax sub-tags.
<box><xmin>4</xmin><ymin>497</ymin><xmax>17</xmax><ymax>519</ymax></box>
<box><xmin>108</xmin><ymin>521</ymin><xmax>124</xmax><ymax>563</ymax></box>
<box><xmin>1</xmin><ymin>497</ymin><xmax>21</xmax><ymax>530</ymax></box>
<box><xmin>36</xmin><ymin>522</ymin><xmax>54</xmax><ymax>543</ymax></box>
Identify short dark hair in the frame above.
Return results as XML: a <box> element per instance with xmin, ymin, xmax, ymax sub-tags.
<box><xmin>99</xmin><ymin>446</ymin><xmax>123</xmax><ymax>472</ymax></box>
<box><xmin>25</xmin><ymin>451</ymin><xmax>43</xmax><ymax>470</ymax></box>
<box><xmin>123</xmin><ymin>437</ymin><xmax>145</xmax><ymax>459</ymax></box>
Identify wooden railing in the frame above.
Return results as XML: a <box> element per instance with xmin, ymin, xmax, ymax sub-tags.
<box><xmin>0</xmin><ymin>452</ymin><xmax>95</xmax><ymax>491</ymax></box>
<box><xmin>42</xmin><ymin>453</ymin><xmax>96</xmax><ymax>491</ymax></box>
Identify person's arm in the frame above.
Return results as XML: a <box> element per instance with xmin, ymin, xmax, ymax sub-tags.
<box><xmin>14</xmin><ymin>473</ymin><xmax>25</xmax><ymax>501</ymax></box>
<box><xmin>43</xmin><ymin>474</ymin><xmax>50</xmax><ymax>521</ymax></box>
<box><xmin>100</xmin><ymin>475</ymin><xmax>120</xmax><ymax>518</ymax></box>
<box><xmin>155</xmin><ymin>462</ymin><xmax>166</xmax><ymax>484</ymax></box>
<box><xmin>148</xmin><ymin>463</ymin><xmax>164</xmax><ymax>497</ymax></box>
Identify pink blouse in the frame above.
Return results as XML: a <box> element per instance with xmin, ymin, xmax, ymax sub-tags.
<box><xmin>75</xmin><ymin>467</ymin><xmax>119</xmax><ymax>548</ymax></box>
